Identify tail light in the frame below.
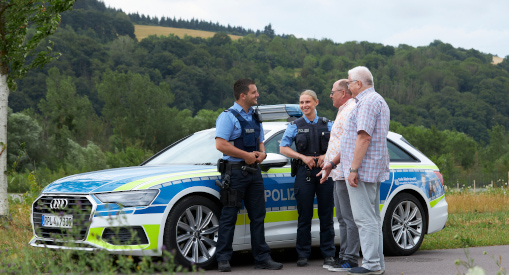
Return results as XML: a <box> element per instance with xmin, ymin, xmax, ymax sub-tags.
<box><xmin>434</xmin><ymin>171</ymin><xmax>444</xmax><ymax>186</ymax></box>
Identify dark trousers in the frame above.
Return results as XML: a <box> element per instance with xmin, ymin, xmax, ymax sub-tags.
<box><xmin>216</xmin><ymin>166</ymin><xmax>271</xmax><ymax>263</ymax></box>
<box><xmin>294</xmin><ymin>165</ymin><xmax>335</xmax><ymax>258</ymax></box>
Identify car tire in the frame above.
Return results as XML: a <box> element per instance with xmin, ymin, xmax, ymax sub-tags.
<box><xmin>383</xmin><ymin>192</ymin><xmax>427</xmax><ymax>256</ymax></box>
<box><xmin>163</xmin><ymin>196</ymin><xmax>220</xmax><ymax>269</ymax></box>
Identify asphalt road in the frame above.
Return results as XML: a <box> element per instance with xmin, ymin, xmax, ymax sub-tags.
<box><xmin>204</xmin><ymin>245</ymin><xmax>509</xmax><ymax>274</ymax></box>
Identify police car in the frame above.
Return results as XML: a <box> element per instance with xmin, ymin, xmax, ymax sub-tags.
<box><xmin>29</xmin><ymin>104</ymin><xmax>448</xmax><ymax>269</ymax></box>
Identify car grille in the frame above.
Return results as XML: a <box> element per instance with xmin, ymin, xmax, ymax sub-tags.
<box><xmin>32</xmin><ymin>195</ymin><xmax>93</xmax><ymax>241</ymax></box>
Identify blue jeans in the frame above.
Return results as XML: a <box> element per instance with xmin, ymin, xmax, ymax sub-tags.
<box><xmin>294</xmin><ymin>165</ymin><xmax>335</xmax><ymax>258</ymax></box>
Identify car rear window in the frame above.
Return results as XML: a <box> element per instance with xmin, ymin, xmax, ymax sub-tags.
<box><xmin>388</xmin><ymin>140</ymin><xmax>418</xmax><ymax>162</ymax></box>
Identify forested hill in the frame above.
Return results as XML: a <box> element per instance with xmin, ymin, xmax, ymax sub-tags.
<box><xmin>9</xmin><ymin>0</ymin><xmax>509</xmax><ymax>179</ymax></box>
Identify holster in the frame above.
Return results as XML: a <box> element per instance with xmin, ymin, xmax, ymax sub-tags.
<box><xmin>221</xmin><ymin>188</ymin><xmax>244</xmax><ymax>208</ymax></box>
<box><xmin>217</xmin><ymin>158</ymin><xmax>226</xmax><ymax>174</ymax></box>
<box><xmin>217</xmin><ymin>158</ymin><xmax>244</xmax><ymax>207</ymax></box>
<box><xmin>291</xmin><ymin>158</ymin><xmax>299</xmax><ymax>177</ymax></box>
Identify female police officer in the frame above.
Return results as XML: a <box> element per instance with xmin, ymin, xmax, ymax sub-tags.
<box><xmin>279</xmin><ymin>90</ymin><xmax>335</xmax><ymax>268</ymax></box>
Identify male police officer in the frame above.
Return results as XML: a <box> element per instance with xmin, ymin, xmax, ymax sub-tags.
<box><xmin>215</xmin><ymin>79</ymin><xmax>283</xmax><ymax>272</ymax></box>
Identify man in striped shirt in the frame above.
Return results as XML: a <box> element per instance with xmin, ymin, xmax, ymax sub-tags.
<box><xmin>340</xmin><ymin>66</ymin><xmax>390</xmax><ymax>275</ymax></box>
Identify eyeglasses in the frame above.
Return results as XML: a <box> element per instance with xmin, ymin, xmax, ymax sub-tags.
<box><xmin>330</xmin><ymin>89</ymin><xmax>343</xmax><ymax>96</ymax></box>
<box><xmin>346</xmin><ymin>80</ymin><xmax>358</xmax><ymax>88</ymax></box>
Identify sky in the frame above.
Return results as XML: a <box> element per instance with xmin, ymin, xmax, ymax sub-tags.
<box><xmin>101</xmin><ymin>0</ymin><xmax>509</xmax><ymax>58</ymax></box>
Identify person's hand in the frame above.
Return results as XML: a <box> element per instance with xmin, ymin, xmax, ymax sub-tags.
<box><xmin>317</xmin><ymin>163</ymin><xmax>332</xmax><ymax>184</ymax></box>
<box><xmin>301</xmin><ymin>155</ymin><xmax>316</xmax><ymax>169</ymax></box>
<box><xmin>317</xmin><ymin>155</ymin><xmax>326</xmax><ymax>168</ymax></box>
<box><xmin>244</xmin><ymin>152</ymin><xmax>257</xmax><ymax>164</ymax></box>
<box><xmin>348</xmin><ymin>171</ymin><xmax>358</xmax><ymax>187</ymax></box>
<box><xmin>254</xmin><ymin>151</ymin><xmax>266</xmax><ymax>163</ymax></box>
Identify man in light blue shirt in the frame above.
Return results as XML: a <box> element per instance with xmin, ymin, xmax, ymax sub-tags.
<box><xmin>215</xmin><ymin>79</ymin><xmax>283</xmax><ymax>272</ymax></box>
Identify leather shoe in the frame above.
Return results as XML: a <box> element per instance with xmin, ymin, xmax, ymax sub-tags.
<box><xmin>297</xmin><ymin>257</ymin><xmax>308</xmax><ymax>267</ymax></box>
<box><xmin>218</xmin><ymin>260</ymin><xmax>231</xmax><ymax>272</ymax></box>
<box><xmin>255</xmin><ymin>258</ymin><xmax>283</xmax><ymax>270</ymax></box>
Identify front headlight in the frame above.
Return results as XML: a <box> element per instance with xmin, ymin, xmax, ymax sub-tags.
<box><xmin>95</xmin><ymin>190</ymin><xmax>159</xmax><ymax>207</ymax></box>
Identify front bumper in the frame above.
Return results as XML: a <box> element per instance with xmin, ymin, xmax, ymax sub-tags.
<box><xmin>30</xmin><ymin>194</ymin><xmax>164</xmax><ymax>256</ymax></box>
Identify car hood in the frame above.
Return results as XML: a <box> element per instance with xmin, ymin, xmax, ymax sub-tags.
<box><xmin>42</xmin><ymin>165</ymin><xmax>217</xmax><ymax>194</ymax></box>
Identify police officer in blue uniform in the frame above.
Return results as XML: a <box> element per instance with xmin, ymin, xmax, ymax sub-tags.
<box><xmin>215</xmin><ymin>79</ymin><xmax>283</xmax><ymax>272</ymax></box>
<box><xmin>280</xmin><ymin>90</ymin><xmax>335</xmax><ymax>268</ymax></box>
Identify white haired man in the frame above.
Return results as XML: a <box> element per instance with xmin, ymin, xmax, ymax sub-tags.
<box><xmin>340</xmin><ymin>66</ymin><xmax>390</xmax><ymax>275</ymax></box>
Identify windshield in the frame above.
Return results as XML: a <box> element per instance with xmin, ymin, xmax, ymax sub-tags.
<box><xmin>144</xmin><ymin>130</ymin><xmax>222</xmax><ymax>166</ymax></box>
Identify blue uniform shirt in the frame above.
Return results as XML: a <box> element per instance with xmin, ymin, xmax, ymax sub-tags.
<box><xmin>215</xmin><ymin>102</ymin><xmax>265</xmax><ymax>162</ymax></box>
<box><xmin>280</xmin><ymin>115</ymin><xmax>333</xmax><ymax>147</ymax></box>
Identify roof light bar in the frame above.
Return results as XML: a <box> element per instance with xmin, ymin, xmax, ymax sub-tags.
<box><xmin>256</xmin><ymin>104</ymin><xmax>302</xmax><ymax>121</ymax></box>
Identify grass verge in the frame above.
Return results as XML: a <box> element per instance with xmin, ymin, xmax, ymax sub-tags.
<box><xmin>421</xmin><ymin>188</ymin><xmax>509</xmax><ymax>250</ymax></box>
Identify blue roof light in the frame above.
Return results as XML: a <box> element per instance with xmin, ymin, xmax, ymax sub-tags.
<box><xmin>284</xmin><ymin>104</ymin><xmax>302</xmax><ymax>118</ymax></box>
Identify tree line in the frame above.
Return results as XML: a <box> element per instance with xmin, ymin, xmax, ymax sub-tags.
<box><xmin>6</xmin><ymin>0</ymin><xmax>509</xmax><ymax>190</ymax></box>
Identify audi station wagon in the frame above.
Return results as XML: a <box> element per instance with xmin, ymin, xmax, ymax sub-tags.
<box><xmin>30</xmin><ymin>104</ymin><xmax>448</xmax><ymax>269</ymax></box>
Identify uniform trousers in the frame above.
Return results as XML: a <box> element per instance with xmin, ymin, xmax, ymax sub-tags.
<box><xmin>333</xmin><ymin>180</ymin><xmax>360</xmax><ymax>262</ymax></box>
<box><xmin>215</xmin><ymin>166</ymin><xmax>271</xmax><ymax>263</ymax></box>
<box><xmin>294</xmin><ymin>165</ymin><xmax>335</xmax><ymax>258</ymax></box>
<box><xmin>346</xmin><ymin>180</ymin><xmax>385</xmax><ymax>271</ymax></box>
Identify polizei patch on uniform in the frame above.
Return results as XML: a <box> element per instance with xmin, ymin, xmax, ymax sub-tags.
<box><xmin>298</xmin><ymin>129</ymin><xmax>310</xmax><ymax>133</ymax></box>
<box><xmin>245</xmin><ymin>129</ymin><xmax>255</xmax><ymax>133</ymax></box>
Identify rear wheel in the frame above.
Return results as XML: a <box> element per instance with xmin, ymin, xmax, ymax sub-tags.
<box><xmin>163</xmin><ymin>196</ymin><xmax>220</xmax><ymax>269</ymax></box>
<box><xmin>383</xmin><ymin>193</ymin><xmax>426</xmax><ymax>256</ymax></box>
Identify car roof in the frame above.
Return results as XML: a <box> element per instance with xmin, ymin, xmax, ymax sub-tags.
<box><xmin>199</xmin><ymin>121</ymin><xmax>433</xmax><ymax>165</ymax></box>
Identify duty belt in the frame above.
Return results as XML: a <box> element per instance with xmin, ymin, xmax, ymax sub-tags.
<box><xmin>296</xmin><ymin>158</ymin><xmax>318</xmax><ymax>166</ymax></box>
<box><xmin>228</xmin><ymin>161</ymin><xmax>258</xmax><ymax>170</ymax></box>
<box><xmin>226</xmin><ymin>161</ymin><xmax>258</xmax><ymax>174</ymax></box>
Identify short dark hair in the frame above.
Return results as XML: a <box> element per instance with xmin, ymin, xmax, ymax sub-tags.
<box><xmin>233</xmin><ymin>79</ymin><xmax>255</xmax><ymax>100</ymax></box>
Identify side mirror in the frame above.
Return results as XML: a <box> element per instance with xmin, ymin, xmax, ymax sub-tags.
<box><xmin>260</xmin><ymin>153</ymin><xmax>288</xmax><ymax>172</ymax></box>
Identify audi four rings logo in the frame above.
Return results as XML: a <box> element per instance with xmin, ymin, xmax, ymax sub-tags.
<box><xmin>50</xmin><ymin>198</ymin><xmax>68</xmax><ymax>209</ymax></box>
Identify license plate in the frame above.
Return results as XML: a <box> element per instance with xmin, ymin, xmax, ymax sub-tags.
<box><xmin>42</xmin><ymin>214</ymin><xmax>73</xmax><ymax>228</ymax></box>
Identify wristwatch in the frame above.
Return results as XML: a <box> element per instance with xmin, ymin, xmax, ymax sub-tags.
<box><xmin>329</xmin><ymin>161</ymin><xmax>337</xmax><ymax>169</ymax></box>
<box><xmin>350</xmin><ymin>168</ymin><xmax>358</xmax><ymax>173</ymax></box>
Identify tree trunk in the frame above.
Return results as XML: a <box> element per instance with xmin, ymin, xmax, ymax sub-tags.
<box><xmin>0</xmin><ymin>73</ymin><xmax>8</xmax><ymax>216</ymax></box>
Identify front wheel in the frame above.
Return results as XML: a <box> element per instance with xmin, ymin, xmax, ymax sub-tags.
<box><xmin>383</xmin><ymin>193</ymin><xmax>427</xmax><ymax>256</ymax></box>
<box><xmin>163</xmin><ymin>196</ymin><xmax>220</xmax><ymax>269</ymax></box>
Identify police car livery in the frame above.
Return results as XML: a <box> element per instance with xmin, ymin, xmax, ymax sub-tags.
<box><xmin>29</xmin><ymin>104</ymin><xmax>448</xmax><ymax>269</ymax></box>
